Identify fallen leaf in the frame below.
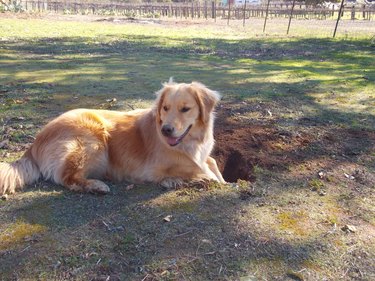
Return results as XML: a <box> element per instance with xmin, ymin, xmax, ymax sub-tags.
<box><xmin>1</xmin><ymin>194</ymin><xmax>8</xmax><ymax>201</ymax></box>
<box><xmin>14</xmin><ymin>99</ymin><xmax>24</xmax><ymax>104</ymax></box>
<box><xmin>286</xmin><ymin>270</ymin><xmax>304</xmax><ymax>281</ymax></box>
<box><xmin>319</xmin><ymin>190</ymin><xmax>327</xmax><ymax>196</ymax></box>
<box><xmin>163</xmin><ymin>215</ymin><xmax>172</xmax><ymax>222</ymax></box>
<box><xmin>341</xmin><ymin>224</ymin><xmax>357</xmax><ymax>233</ymax></box>
<box><xmin>126</xmin><ymin>184</ymin><xmax>135</xmax><ymax>190</ymax></box>
<box><xmin>160</xmin><ymin>270</ymin><xmax>169</xmax><ymax>276</ymax></box>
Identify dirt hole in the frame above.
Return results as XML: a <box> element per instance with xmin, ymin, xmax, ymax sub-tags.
<box><xmin>221</xmin><ymin>150</ymin><xmax>254</xmax><ymax>183</ymax></box>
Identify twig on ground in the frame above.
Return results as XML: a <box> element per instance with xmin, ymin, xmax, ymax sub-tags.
<box><xmin>20</xmin><ymin>245</ymin><xmax>31</xmax><ymax>253</ymax></box>
<box><xmin>141</xmin><ymin>274</ymin><xmax>150</xmax><ymax>281</ymax></box>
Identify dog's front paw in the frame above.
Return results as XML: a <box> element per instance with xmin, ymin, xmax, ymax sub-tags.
<box><xmin>87</xmin><ymin>180</ymin><xmax>111</xmax><ymax>194</ymax></box>
<box><xmin>188</xmin><ymin>178</ymin><xmax>211</xmax><ymax>189</ymax></box>
<box><xmin>159</xmin><ymin>178</ymin><xmax>184</xmax><ymax>189</ymax></box>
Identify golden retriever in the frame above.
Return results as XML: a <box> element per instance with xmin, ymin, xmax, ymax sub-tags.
<box><xmin>0</xmin><ymin>81</ymin><xmax>225</xmax><ymax>195</ymax></box>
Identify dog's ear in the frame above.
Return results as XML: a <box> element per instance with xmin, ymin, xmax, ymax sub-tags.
<box><xmin>154</xmin><ymin>84</ymin><xmax>171</xmax><ymax>122</ymax></box>
<box><xmin>191</xmin><ymin>82</ymin><xmax>221</xmax><ymax>124</ymax></box>
<box><xmin>155</xmin><ymin>79</ymin><xmax>178</xmax><ymax>116</ymax></box>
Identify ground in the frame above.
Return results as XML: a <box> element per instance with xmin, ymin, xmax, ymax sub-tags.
<box><xmin>0</xmin><ymin>13</ymin><xmax>374</xmax><ymax>281</ymax></box>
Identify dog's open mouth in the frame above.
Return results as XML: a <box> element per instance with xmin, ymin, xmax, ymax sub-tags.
<box><xmin>165</xmin><ymin>125</ymin><xmax>192</xmax><ymax>146</ymax></box>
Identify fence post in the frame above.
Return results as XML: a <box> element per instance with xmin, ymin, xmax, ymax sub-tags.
<box><xmin>227</xmin><ymin>0</ymin><xmax>231</xmax><ymax>25</ymax></box>
<box><xmin>263</xmin><ymin>0</ymin><xmax>271</xmax><ymax>33</ymax></box>
<box><xmin>333</xmin><ymin>0</ymin><xmax>345</xmax><ymax>38</ymax></box>
<box><xmin>242</xmin><ymin>0</ymin><xmax>247</xmax><ymax>27</ymax></box>
<box><xmin>351</xmin><ymin>5</ymin><xmax>355</xmax><ymax>20</ymax></box>
<box><xmin>287</xmin><ymin>0</ymin><xmax>296</xmax><ymax>34</ymax></box>
<box><xmin>362</xmin><ymin>4</ymin><xmax>365</xmax><ymax>19</ymax></box>
<box><xmin>214</xmin><ymin>0</ymin><xmax>217</xmax><ymax>21</ymax></box>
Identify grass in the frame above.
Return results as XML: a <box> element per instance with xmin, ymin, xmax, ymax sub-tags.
<box><xmin>0</xmin><ymin>14</ymin><xmax>375</xmax><ymax>280</ymax></box>
<box><xmin>0</xmin><ymin>220</ymin><xmax>47</xmax><ymax>251</ymax></box>
<box><xmin>1</xmin><ymin>17</ymin><xmax>374</xmax><ymax>130</ymax></box>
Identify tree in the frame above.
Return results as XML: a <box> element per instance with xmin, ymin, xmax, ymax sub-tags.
<box><xmin>295</xmin><ymin>0</ymin><xmax>341</xmax><ymax>7</ymax></box>
<box><xmin>0</xmin><ymin>0</ymin><xmax>24</xmax><ymax>12</ymax></box>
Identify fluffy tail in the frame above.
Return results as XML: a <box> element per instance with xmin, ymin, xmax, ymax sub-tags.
<box><xmin>0</xmin><ymin>155</ymin><xmax>40</xmax><ymax>195</ymax></box>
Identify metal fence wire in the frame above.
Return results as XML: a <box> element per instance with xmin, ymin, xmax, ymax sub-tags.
<box><xmin>9</xmin><ymin>0</ymin><xmax>375</xmax><ymax>37</ymax></box>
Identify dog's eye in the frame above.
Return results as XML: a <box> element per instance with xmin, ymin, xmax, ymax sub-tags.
<box><xmin>163</xmin><ymin>106</ymin><xmax>169</xmax><ymax>111</ymax></box>
<box><xmin>181</xmin><ymin>107</ymin><xmax>190</xmax><ymax>113</ymax></box>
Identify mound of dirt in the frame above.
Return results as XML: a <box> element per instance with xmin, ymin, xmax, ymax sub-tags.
<box><xmin>213</xmin><ymin>125</ymin><xmax>311</xmax><ymax>182</ymax></box>
<box><xmin>212</xmin><ymin>105</ymin><xmax>314</xmax><ymax>183</ymax></box>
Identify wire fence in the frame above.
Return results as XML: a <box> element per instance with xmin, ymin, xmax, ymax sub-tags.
<box><xmin>6</xmin><ymin>0</ymin><xmax>375</xmax><ymax>37</ymax></box>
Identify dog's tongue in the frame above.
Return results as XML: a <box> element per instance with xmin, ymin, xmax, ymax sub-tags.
<box><xmin>166</xmin><ymin>137</ymin><xmax>180</xmax><ymax>146</ymax></box>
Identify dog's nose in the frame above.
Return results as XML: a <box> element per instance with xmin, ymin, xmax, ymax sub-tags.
<box><xmin>161</xmin><ymin>124</ymin><xmax>174</xmax><ymax>136</ymax></box>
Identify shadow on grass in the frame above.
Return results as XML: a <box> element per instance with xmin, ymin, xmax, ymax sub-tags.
<box><xmin>0</xmin><ymin>181</ymin><xmax>332</xmax><ymax>280</ymax></box>
<box><xmin>0</xmin><ymin>34</ymin><xmax>374</xmax><ymax>279</ymax></box>
<box><xmin>0</xmin><ymin>35</ymin><xmax>374</xmax><ymax>126</ymax></box>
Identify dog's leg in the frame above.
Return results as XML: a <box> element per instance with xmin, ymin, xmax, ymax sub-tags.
<box><xmin>157</xmin><ymin>164</ymin><xmax>201</xmax><ymax>189</ymax></box>
<box><xmin>60</xmin><ymin>139</ymin><xmax>110</xmax><ymax>194</ymax></box>
<box><xmin>159</xmin><ymin>177</ymin><xmax>184</xmax><ymax>189</ymax></box>
<box><xmin>207</xmin><ymin>157</ymin><xmax>226</xmax><ymax>183</ymax></box>
<box><xmin>63</xmin><ymin>175</ymin><xmax>110</xmax><ymax>194</ymax></box>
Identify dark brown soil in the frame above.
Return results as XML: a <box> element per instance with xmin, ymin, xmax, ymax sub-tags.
<box><xmin>213</xmin><ymin>104</ymin><xmax>375</xmax><ymax>184</ymax></box>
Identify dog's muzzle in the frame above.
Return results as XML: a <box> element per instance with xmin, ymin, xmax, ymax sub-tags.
<box><xmin>162</xmin><ymin>124</ymin><xmax>192</xmax><ymax>146</ymax></box>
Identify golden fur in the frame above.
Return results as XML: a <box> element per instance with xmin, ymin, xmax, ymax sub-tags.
<box><xmin>0</xmin><ymin>81</ymin><xmax>225</xmax><ymax>194</ymax></box>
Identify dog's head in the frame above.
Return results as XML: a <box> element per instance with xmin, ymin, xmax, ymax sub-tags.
<box><xmin>155</xmin><ymin>80</ymin><xmax>220</xmax><ymax>147</ymax></box>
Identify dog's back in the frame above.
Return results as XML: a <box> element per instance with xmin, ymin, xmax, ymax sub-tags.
<box><xmin>1</xmin><ymin>109</ymin><xmax>117</xmax><ymax>194</ymax></box>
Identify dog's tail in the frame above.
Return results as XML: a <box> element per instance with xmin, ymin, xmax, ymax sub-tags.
<box><xmin>0</xmin><ymin>152</ymin><xmax>40</xmax><ymax>195</ymax></box>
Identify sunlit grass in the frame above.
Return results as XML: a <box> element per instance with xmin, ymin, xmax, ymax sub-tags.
<box><xmin>0</xmin><ymin>220</ymin><xmax>47</xmax><ymax>250</ymax></box>
<box><xmin>0</xmin><ymin>15</ymin><xmax>374</xmax><ymax>280</ymax></box>
<box><xmin>0</xmin><ymin>17</ymin><xmax>374</xmax><ymax>130</ymax></box>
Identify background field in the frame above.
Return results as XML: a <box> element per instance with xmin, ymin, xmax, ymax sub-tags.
<box><xmin>0</xmin><ymin>15</ymin><xmax>374</xmax><ymax>280</ymax></box>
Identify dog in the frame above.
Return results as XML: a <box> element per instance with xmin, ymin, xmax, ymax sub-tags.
<box><xmin>0</xmin><ymin>81</ymin><xmax>226</xmax><ymax>195</ymax></box>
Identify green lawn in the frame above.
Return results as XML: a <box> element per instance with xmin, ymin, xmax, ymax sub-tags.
<box><xmin>1</xmin><ymin>17</ymin><xmax>374</xmax><ymax>127</ymax></box>
<box><xmin>0</xmin><ymin>15</ymin><xmax>374</xmax><ymax>280</ymax></box>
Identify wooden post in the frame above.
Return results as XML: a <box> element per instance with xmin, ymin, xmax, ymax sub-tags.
<box><xmin>204</xmin><ymin>0</ymin><xmax>207</xmax><ymax>19</ymax></box>
<box><xmin>243</xmin><ymin>0</ymin><xmax>247</xmax><ymax>27</ymax></box>
<box><xmin>213</xmin><ymin>0</ymin><xmax>216</xmax><ymax>21</ymax></box>
<box><xmin>263</xmin><ymin>0</ymin><xmax>271</xmax><ymax>33</ymax></box>
<box><xmin>351</xmin><ymin>5</ymin><xmax>355</xmax><ymax>20</ymax></box>
<box><xmin>333</xmin><ymin>0</ymin><xmax>345</xmax><ymax>38</ymax></box>
<box><xmin>191</xmin><ymin>1</ymin><xmax>194</xmax><ymax>19</ymax></box>
<box><xmin>362</xmin><ymin>4</ymin><xmax>365</xmax><ymax>19</ymax></box>
<box><xmin>287</xmin><ymin>0</ymin><xmax>296</xmax><ymax>34</ymax></box>
<box><xmin>227</xmin><ymin>0</ymin><xmax>231</xmax><ymax>25</ymax></box>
